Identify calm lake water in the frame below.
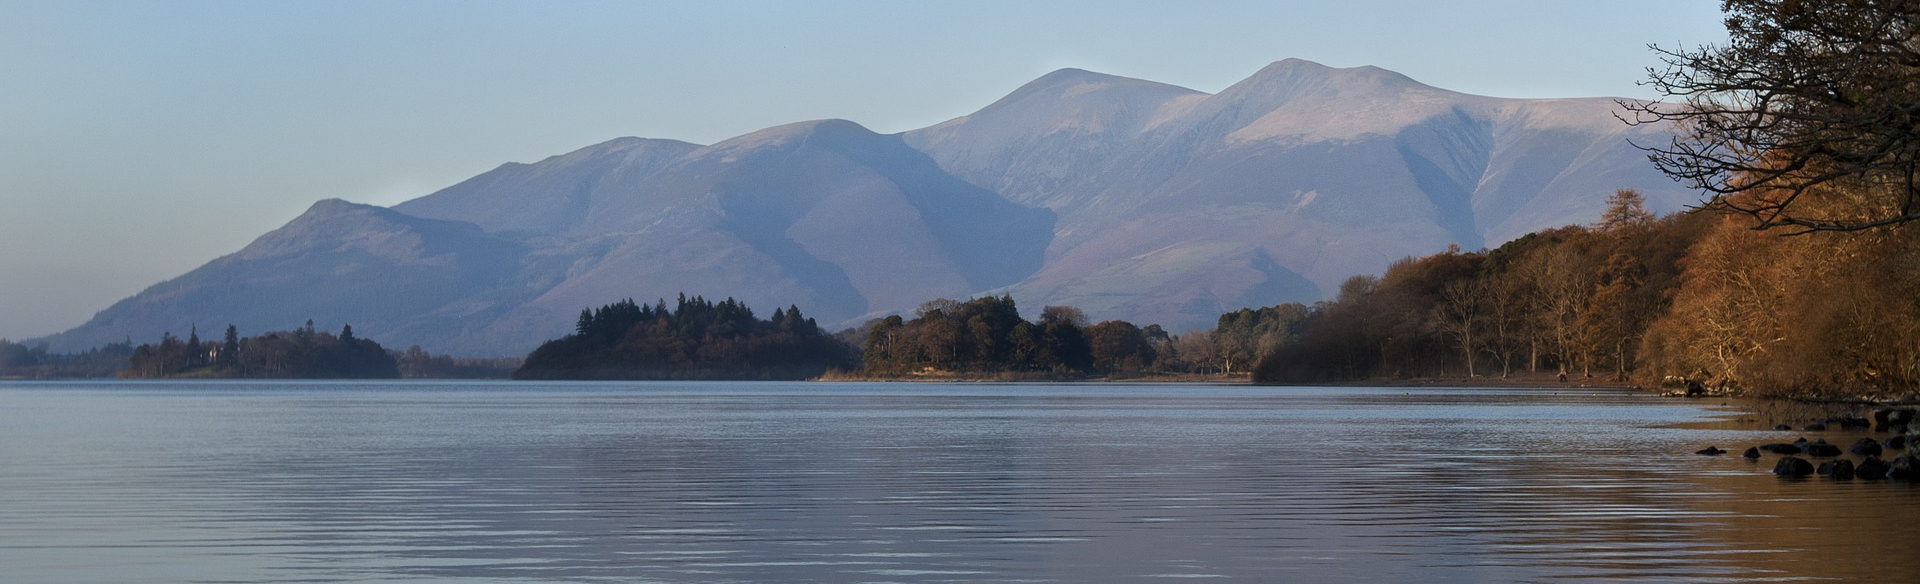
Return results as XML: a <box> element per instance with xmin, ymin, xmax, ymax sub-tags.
<box><xmin>0</xmin><ymin>381</ymin><xmax>1913</xmax><ymax>583</ymax></box>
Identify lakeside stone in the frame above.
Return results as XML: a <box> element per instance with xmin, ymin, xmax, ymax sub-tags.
<box><xmin>1773</xmin><ymin>456</ymin><xmax>1815</xmax><ymax>477</ymax></box>
<box><xmin>1817</xmin><ymin>459</ymin><xmax>1855</xmax><ymax>480</ymax></box>
<box><xmin>1874</xmin><ymin>408</ymin><xmax>1916</xmax><ymax>433</ymax></box>
<box><xmin>1850</xmin><ymin>438</ymin><xmax>1883</xmax><ymax>457</ymax></box>
<box><xmin>1831</xmin><ymin>415</ymin><xmax>1872</xmax><ymax>429</ymax></box>
<box><xmin>1888</xmin><ymin>455</ymin><xmax>1920</xmax><ymax>481</ymax></box>
<box><xmin>1856</xmin><ymin>457</ymin><xmax>1890</xmax><ymax>480</ymax></box>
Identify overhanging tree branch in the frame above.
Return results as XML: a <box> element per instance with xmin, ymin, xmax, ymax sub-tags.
<box><xmin>1622</xmin><ymin>0</ymin><xmax>1920</xmax><ymax>233</ymax></box>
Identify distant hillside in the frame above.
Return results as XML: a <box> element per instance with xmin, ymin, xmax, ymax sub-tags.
<box><xmin>38</xmin><ymin>59</ymin><xmax>1689</xmax><ymax>356</ymax></box>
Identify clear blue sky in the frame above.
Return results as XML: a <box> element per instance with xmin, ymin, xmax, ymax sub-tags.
<box><xmin>0</xmin><ymin>0</ymin><xmax>1728</xmax><ymax>342</ymax></box>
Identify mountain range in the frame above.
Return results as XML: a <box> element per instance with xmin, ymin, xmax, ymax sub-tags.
<box><xmin>38</xmin><ymin>59</ymin><xmax>1690</xmax><ymax>356</ymax></box>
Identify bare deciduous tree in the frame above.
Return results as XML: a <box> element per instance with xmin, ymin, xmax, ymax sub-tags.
<box><xmin>1432</xmin><ymin>279</ymin><xmax>1485</xmax><ymax>377</ymax></box>
<box><xmin>1624</xmin><ymin>0</ymin><xmax>1920</xmax><ymax>233</ymax></box>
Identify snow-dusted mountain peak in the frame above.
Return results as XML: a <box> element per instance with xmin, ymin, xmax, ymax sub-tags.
<box><xmin>38</xmin><ymin>59</ymin><xmax>1691</xmax><ymax>355</ymax></box>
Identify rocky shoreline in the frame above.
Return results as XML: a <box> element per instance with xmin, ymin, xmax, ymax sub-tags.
<box><xmin>1696</xmin><ymin>407</ymin><xmax>1920</xmax><ymax>481</ymax></box>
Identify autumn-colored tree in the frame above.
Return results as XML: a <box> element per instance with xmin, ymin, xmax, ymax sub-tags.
<box><xmin>1431</xmin><ymin>279</ymin><xmax>1485</xmax><ymax>377</ymax></box>
<box><xmin>1580</xmin><ymin>251</ymin><xmax>1649</xmax><ymax>381</ymax></box>
<box><xmin>1086</xmin><ymin>320</ymin><xmax>1156</xmax><ymax>374</ymax></box>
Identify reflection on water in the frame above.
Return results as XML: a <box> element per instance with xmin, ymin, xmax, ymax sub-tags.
<box><xmin>0</xmin><ymin>381</ymin><xmax>1913</xmax><ymax>583</ymax></box>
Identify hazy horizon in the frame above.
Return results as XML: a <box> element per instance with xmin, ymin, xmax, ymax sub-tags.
<box><xmin>0</xmin><ymin>1</ymin><xmax>1727</xmax><ymax>342</ymax></box>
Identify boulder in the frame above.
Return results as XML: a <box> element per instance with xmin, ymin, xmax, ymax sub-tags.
<box><xmin>1803</xmin><ymin>423</ymin><xmax>1828</xmax><ymax>432</ymax></box>
<box><xmin>1742</xmin><ymin>447</ymin><xmax>1761</xmax><ymax>460</ymax></box>
<box><xmin>1773</xmin><ymin>456</ymin><xmax>1815</xmax><ymax>477</ymax></box>
<box><xmin>1887</xmin><ymin>435</ymin><xmax>1908</xmax><ymax>450</ymax></box>
<box><xmin>1817</xmin><ymin>459</ymin><xmax>1856</xmax><ymax>480</ymax></box>
<box><xmin>1803</xmin><ymin>442</ymin><xmax>1843</xmax><ymax>457</ymax></box>
<box><xmin>1696</xmin><ymin>446</ymin><xmax>1726</xmax><ymax>456</ymax></box>
<box><xmin>1876</xmin><ymin>408</ymin><xmax>1916</xmax><ymax>433</ymax></box>
<box><xmin>1888</xmin><ymin>455</ymin><xmax>1920</xmax><ymax>481</ymax></box>
<box><xmin>1775</xmin><ymin>424</ymin><xmax>1794</xmax><ymax>431</ymax></box>
<box><xmin>1856</xmin><ymin>456</ymin><xmax>1890</xmax><ymax>480</ymax></box>
<box><xmin>1832</xmin><ymin>416</ymin><xmax>1872</xmax><ymax>429</ymax></box>
<box><xmin>1761</xmin><ymin>443</ymin><xmax>1802</xmax><ymax>455</ymax></box>
<box><xmin>1850</xmin><ymin>438</ymin><xmax>1883</xmax><ymax>457</ymax></box>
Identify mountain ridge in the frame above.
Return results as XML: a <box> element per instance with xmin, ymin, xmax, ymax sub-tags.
<box><xmin>36</xmin><ymin>59</ymin><xmax>1691</xmax><ymax>355</ymax></box>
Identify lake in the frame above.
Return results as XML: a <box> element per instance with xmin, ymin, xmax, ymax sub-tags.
<box><xmin>0</xmin><ymin>381</ymin><xmax>1913</xmax><ymax>583</ymax></box>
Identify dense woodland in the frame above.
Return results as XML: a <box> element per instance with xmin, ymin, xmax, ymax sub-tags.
<box><xmin>0</xmin><ymin>338</ymin><xmax>134</xmax><ymax>378</ymax></box>
<box><xmin>121</xmin><ymin>321</ymin><xmax>400</xmax><ymax>379</ymax></box>
<box><xmin>1253</xmin><ymin>191</ymin><xmax>1701</xmax><ymax>383</ymax></box>
<box><xmin>861</xmin><ymin>298</ymin><xmax>1117</xmax><ymax>377</ymax></box>
<box><xmin>851</xmin><ymin>295</ymin><xmax>1306</xmax><ymax>378</ymax></box>
<box><xmin>512</xmin><ymin>289</ymin><xmax>1317</xmax><ymax>381</ymax></box>
<box><xmin>1250</xmin><ymin>190</ymin><xmax>1920</xmax><ymax>398</ymax></box>
<box><xmin>514</xmin><ymin>295</ymin><xmax>852</xmax><ymax>380</ymax></box>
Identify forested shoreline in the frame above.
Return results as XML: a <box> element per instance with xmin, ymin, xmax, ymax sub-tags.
<box><xmin>121</xmin><ymin>321</ymin><xmax>401</xmax><ymax>379</ymax></box>
<box><xmin>0</xmin><ymin>338</ymin><xmax>134</xmax><ymax>379</ymax></box>
<box><xmin>1250</xmin><ymin>189</ymin><xmax>1920</xmax><ymax>400</ymax></box>
<box><xmin>514</xmin><ymin>296</ymin><xmax>853</xmax><ymax>380</ymax></box>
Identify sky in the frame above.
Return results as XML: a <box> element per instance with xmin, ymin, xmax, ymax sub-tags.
<box><xmin>0</xmin><ymin>0</ymin><xmax>1729</xmax><ymax>342</ymax></box>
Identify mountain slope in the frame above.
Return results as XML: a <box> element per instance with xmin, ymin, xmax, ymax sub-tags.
<box><xmin>39</xmin><ymin>59</ymin><xmax>1690</xmax><ymax>355</ymax></box>
<box><xmin>902</xmin><ymin>58</ymin><xmax>1684</xmax><ymax>327</ymax></box>
<box><xmin>37</xmin><ymin>199</ymin><xmax>534</xmax><ymax>354</ymax></box>
<box><xmin>469</xmin><ymin>119</ymin><xmax>1057</xmax><ymax>340</ymax></box>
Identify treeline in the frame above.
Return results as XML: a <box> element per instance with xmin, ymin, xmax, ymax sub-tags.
<box><xmin>122</xmin><ymin>321</ymin><xmax>400</xmax><ymax>379</ymax></box>
<box><xmin>1250</xmin><ymin>188</ymin><xmax>1920</xmax><ymax>399</ymax></box>
<box><xmin>514</xmin><ymin>295</ymin><xmax>852</xmax><ymax>380</ymax></box>
<box><xmin>1254</xmin><ymin>190</ymin><xmax>1706</xmax><ymax>383</ymax></box>
<box><xmin>853</xmin><ymin>296</ymin><xmax>1316</xmax><ymax>378</ymax></box>
<box><xmin>519</xmin><ymin>291</ymin><xmax>1333</xmax><ymax>381</ymax></box>
<box><xmin>860</xmin><ymin>297</ymin><xmax>1131</xmax><ymax>377</ymax></box>
<box><xmin>1636</xmin><ymin>191</ymin><xmax>1920</xmax><ymax>398</ymax></box>
<box><xmin>0</xmin><ymin>338</ymin><xmax>135</xmax><ymax>379</ymax></box>
<box><xmin>392</xmin><ymin>346</ymin><xmax>520</xmax><ymax>379</ymax></box>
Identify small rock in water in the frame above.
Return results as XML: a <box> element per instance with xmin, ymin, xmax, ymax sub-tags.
<box><xmin>1773</xmin><ymin>456</ymin><xmax>1815</xmax><ymax>477</ymax></box>
<box><xmin>1804</xmin><ymin>423</ymin><xmax>1827</xmax><ymax>431</ymax></box>
<box><xmin>1760</xmin><ymin>443</ymin><xmax>1802</xmax><ymax>455</ymax></box>
<box><xmin>1888</xmin><ymin>455</ymin><xmax>1920</xmax><ymax>481</ymax></box>
<box><xmin>1856</xmin><ymin>456</ymin><xmax>1890</xmax><ymax>480</ymax></box>
<box><xmin>1887</xmin><ymin>435</ymin><xmax>1908</xmax><ymax>450</ymax></box>
<box><xmin>1804</xmin><ymin>442</ymin><xmax>1843</xmax><ymax>457</ymax></box>
<box><xmin>1875</xmin><ymin>408</ymin><xmax>1916</xmax><ymax>433</ymax></box>
<box><xmin>1817</xmin><ymin>459</ymin><xmax>1856</xmax><ymax>480</ymax></box>
<box><xmin>1695</xmin><ymin>446</ymin><xmax>1726</xmax><ymax>456</ymax></box>
<box><xmin>1742</xmin><ymin>447</ymin><xmax>1761</xmax><ymax>459</ymax></box>
<box><xmin>1775</xmin><ymin>424</ymin><xmax>1794</xmax><ymax>431</ymax></box>
<box><xmin>1850</xmin><ymin>437</ymin><xmax>1883</xmax><ymax>457</ymax></box>
<box><xmin>1833</xmin><ymin>416</ymin><xmax>1872</xmax><ymax>429</ymax></box>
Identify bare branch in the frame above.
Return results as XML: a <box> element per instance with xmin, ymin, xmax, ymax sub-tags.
<box><xmin>1623</xmin><ymin>0</ymin><xmax>1920</xmax><ymax>232</ymax></box>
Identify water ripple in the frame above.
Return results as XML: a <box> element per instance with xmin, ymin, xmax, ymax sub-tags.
<box><xmin>0</xmin><ymin>381</ymin><xmax>1914</xmax><ymax>583</ymax></box>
